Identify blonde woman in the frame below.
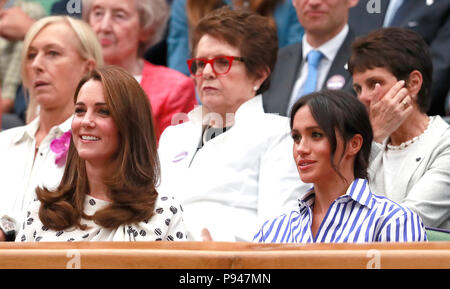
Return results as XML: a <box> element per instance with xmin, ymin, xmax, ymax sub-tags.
<box><xmin>0</xmin><ymin>16</ymin><xmax>102</xmax><ymax>241</ymax></box>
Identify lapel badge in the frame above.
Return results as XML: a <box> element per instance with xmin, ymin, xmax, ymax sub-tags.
<box><xmin>173</xmin><ymin>151</ymin><xmax>188</xmax><ymax>163</ymax></box>
<box><xmin>326</xmin><ymin>74</ymin><xmax>346</xmax><ymax>90</ymax></box>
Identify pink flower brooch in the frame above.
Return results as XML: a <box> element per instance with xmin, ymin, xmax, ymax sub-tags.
<box><xmin>50</xmin><ymin>130</ymin><xmax>71</xmax><ymax>167</ymax></box>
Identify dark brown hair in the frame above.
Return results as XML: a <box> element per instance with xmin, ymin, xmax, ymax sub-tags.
<box><xmin>186</xmin><ymin>0</ymin><xmax>281</xmax><ymax>29</ymax></box>
<box><xmin>191</xmin><ymin>6</ymin><xmax>278</xmax><ymax>94</ymax></box>
<box><xmin>37</xmin><ymin>65</ymin><xmax>160</xmax><ymax>230</ymax></box>
<box><xmin>290</xmin><ymin>90</ymin><xmax>373</xmax><ymax>181</ymax></box>
<box><xmin>348</xmin><ymin>27</ymin><xmax>433</xmax><ymax>113</ymax></box>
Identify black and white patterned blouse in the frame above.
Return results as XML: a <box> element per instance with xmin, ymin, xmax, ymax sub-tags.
<box><xmin>16</xmin><ymin>193</ymin><xmax>189</xmax><ymax>242</ymax></box>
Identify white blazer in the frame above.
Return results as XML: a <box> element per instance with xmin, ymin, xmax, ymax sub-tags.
<box><xmin>369</xmin><ymin>116</ymin><xmax>450</xmax><ymax>229</ymax></box>
<box><xmin>0</xmin><ymin>116</ymin><xmax>72</xmax><ymax>231</ymax></box>
<box><xmin>157</xmin><ymin>95</ymin><xmax>309</xmax><ymax>241</ymax></box>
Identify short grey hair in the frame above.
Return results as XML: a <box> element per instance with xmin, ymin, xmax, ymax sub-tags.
<box><xmin>83</xmin><ymin>0</ymin><xmax>169</xmax><ymax>56</ymax></box>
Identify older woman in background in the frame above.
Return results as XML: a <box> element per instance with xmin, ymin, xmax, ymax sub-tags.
<box><xmin>158</xmin><ymin>7</ymin><xmax>309</xmax><ymax>242</ymax></box>
<box><xmin>0</xmin><ymin>16</ymin><xmax>102</xmax><ymax>241</ymax></box>
<box><xmin>83</xmin><ymin>0</ymin><xmax>197</xmax><ymax>140</ymax></box>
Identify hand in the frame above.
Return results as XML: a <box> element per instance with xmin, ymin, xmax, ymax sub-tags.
<box><xmin>201</xmin><ymin>228</ymin><xmax>213</xmax><ymax>241</ymax></box>
<box><xmin>0</xmin><ymin>7</ymin><xmax>36</xmax><ymax>41</ymax></box>
<box><xmin>0</xmin><ymin>229</ymin><xmax>6</xmax><ymax>242</ymax></box>
<box><xmin>368</xmin><ymin>80</ymin><xmax>413</xmax><ymax>143</ymax></box>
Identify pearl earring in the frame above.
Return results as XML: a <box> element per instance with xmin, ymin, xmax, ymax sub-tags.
<box><xmin>253</xmin><ymin>86</ymin><xmax>258</xmax><ymax>91</ymax></box>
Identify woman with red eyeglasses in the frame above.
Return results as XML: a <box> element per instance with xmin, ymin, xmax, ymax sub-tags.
<box><xmin>157</xmin><ymin>7</ymin><xmax>310</xmax><ymax>242</ymax></box>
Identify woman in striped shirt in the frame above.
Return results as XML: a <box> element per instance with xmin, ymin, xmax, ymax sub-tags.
<box><xmin>254</xmin><ymin>90</ymin><xmax>427</xmax><ymax>243</ymax></box>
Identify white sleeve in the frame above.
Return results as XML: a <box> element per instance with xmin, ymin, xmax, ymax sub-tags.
<box><xmin>257</xmin><ymin>120</ymin><xmax>310</xmax><ymax>226</ymax></box>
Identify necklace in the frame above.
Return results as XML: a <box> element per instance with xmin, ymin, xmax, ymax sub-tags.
<box><xmin>387</xmin><ymin>116</ymin><xmax>432</xmax><ymax>151</ymax></box>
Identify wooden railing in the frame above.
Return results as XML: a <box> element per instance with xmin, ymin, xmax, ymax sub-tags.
<box><xmin>1</xmin><ymin>241</ymin><xmax>449</xmax><ymax>269</ymax></box>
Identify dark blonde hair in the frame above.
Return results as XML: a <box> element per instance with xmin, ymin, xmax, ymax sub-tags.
<box><xmin>191</xmin><ymin>6</ymin><xmax>278</xmax><ymax>94</ymax></box>
<box><xmin>37</xmin><ymin>66</ymin><xmax>160</xmax><ymax>230</ymax></box>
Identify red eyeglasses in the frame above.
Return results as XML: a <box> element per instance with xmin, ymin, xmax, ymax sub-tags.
<box><xmin>186</xmin><ymin>56</ymin><xmax>245</xmax><ymax>77</ymax></box>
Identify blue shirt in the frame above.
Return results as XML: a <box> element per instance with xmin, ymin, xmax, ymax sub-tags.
<box><xmin>253</xmin><ymin>178</ymin><xmax>427</xmax><ymax>243</ymax></box>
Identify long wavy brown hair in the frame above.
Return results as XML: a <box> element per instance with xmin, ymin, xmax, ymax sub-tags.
<box><xmin>186</xmin><ymin>0</ymin><xmax>281</xmax><ymax>34</ymax></box>
<box><xmin>36</xmin><ymin>66</ymin><xmax>160</xmax><ymax>231</ymax></box>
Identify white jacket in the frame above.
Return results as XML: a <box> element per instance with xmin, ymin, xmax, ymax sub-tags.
<box><xmin>158</xmin><ymin>95</ymin><xmax>309</xmax><ymax>241</ymax></box>
<box><xmin>0</xmin><ymin>116</ymin><xmax>71</xmax><ymax>233</ymax></box>
<box><xmin>369</xmin><ymin>116</ymin><xmax>450</xmax><ymax>229</ymax></box>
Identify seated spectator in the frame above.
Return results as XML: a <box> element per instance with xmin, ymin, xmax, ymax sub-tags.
<box><xmin>0</xmin><ymin>16</ymin><xmax>102</xmax><ymax>242</ymax></box>
<box><xmin>349</xmin><ymin>0</ymin><xmax>450</xmax><ymax>116</ymax></box>
<box><xmin>262</xmin><ymin>0</ymin><xmax>358</xmax><ymax>117</ymax></box>
<box><xmin>254</xmin><ymin>90</ymin><xmax>427</xmax><ymax>243</ymax></box>
<box><xmin>167</xmin><ymin>0</ymin><xmax>304</xmax><ymax>76</ymax></box>
<box><xmin>16</xmin><ymin>66</ymin><xmax>188</xmax><ymax>242</ymax></box>
<box><xmin>158</xmin><ymin>7</ymin><xmax>309</xmax><ymax>242</ymax></box>
<box><xmin>349</xmin><ymin>27</ymin><xmax>450</xmax><ymax>229</ymax></box>
<box><xmin>0</xmin><ymin>1</ymin><xmax>46</xmax><ymax>129</ymax></box>
<box><xmin>83</xmin><ymin>0</ymin><xmax>197</xmax><ymax>140</ymax></box>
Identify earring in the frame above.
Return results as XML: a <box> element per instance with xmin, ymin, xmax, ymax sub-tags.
<box><xmin>253</xmin><ymin>86</ymin><xmax>259</xmax><ymax>91</ymax></box>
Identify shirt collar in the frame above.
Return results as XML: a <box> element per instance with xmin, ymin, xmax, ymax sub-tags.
<box><xmin>298</xmin><ymin>178</ymin><xmax>375</xmax><ymax>210</ymax></box>
<box><xmin>13</xmin><ymin>115</ymin><xmax>73</xmax><ymax>144</ymax></box>
<box><xmin>302</xmin><ymin>24</ymin><xmax>349</xmax><ymax>62</ymax></box>
<box><xmin>187</xmin><ymin>95</ymin><xmax>263</xmax><ymax>127</ymax></box>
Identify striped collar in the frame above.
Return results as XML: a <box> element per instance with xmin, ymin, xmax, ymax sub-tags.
<box><xmin>298</xmin><ymin>178</ymin><xmax>376</xmax><ymax>211</ymax></box>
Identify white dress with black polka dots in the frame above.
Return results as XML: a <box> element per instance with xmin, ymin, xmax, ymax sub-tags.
<box><xmin>16</xmin><ymin>193</ymin><xmax>189</xmax><ymax>242</ymax></box>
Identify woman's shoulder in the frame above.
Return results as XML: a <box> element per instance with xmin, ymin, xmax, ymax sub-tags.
<box><xmin>153</xmin><ymin>191</ymin><xmax>184</xmax><ymax>218</ymax></box>
<box><xmin>370</xmin><ymin>192</ymin><xmax>418</xmax><ymax>218</ymax></box>
<box><xmin>0</xmin><ymin>124</ymin><xmax>27</xmax><ymax>142</ymax></box>
<box><xmin>130</xmin><ymin>191</ymin><xmax>188</xmax><ymax>241</ymax></box>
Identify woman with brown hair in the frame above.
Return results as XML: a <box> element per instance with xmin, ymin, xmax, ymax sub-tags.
<box><xmin>0</xmin><ymin>16</ymin><xmax>102</xmax><ymax>242</ymax></box>
<box><xmin>83</xmin><ymin>0</ymin><xmax>197</xmax><ymax>141</ymax></box>
<box><xmin>168</xmin><ymin>0</ymin><xmax>304</xmax><ymax>75</ymax></box>
<box><xmin>158</xmin><ymin>7</ymin><xmax>308</xmax><ymax>242</ymax></box>
<box><xmin>16</xmin><ymin>66</ymin><xmax>188</xmax><ymax>242</ymax></box>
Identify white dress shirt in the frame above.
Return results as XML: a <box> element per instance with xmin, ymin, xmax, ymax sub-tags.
<box><xmin>288</xmin><ymin>25</ymin><xmax>349</xmax><ymax>115</ymax></box>
<box><xmin>158</xmin><ymin>95</ymin><xmax>310</xmax><ymax>242</ymax></box>
<box><xmin>0</xmin><ymin>116</ymin><xmax>72</xmax><ymax>231</ymax></box>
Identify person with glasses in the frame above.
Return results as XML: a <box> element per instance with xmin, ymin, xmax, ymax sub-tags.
<box><xmin>157</xmin><ymin>7</ymin><xmax>309</xmax><ymax>242</ymax></box>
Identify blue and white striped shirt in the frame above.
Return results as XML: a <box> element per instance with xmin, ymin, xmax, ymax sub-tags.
<box><xmin>253</xmin><ymin>178</ymin><xmax>427</xmax><ymax>243</ymax></box>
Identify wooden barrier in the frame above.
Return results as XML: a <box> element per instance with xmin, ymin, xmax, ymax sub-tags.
<box><xmin>0</xmin><ymin>241</ymin><xmax>449</xmax><ymax>269</ymax></box>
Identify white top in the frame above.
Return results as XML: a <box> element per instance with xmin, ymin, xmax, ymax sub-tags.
<box><xmin>158</xmin><ymin>95</ymin><xmax>310</xmax><ymax>242</ymax></box>
<box><xmin>288</xmin><ymin>24</ymin><xmax>349</xmax><ymax>115</ymax></box>
<box><xmin>383</xmin><ymin>117</ymin><xmax>433</xmax><ymax>199</ymax></box>
<box><xmin>0</xmin><ymin>116</ymin><xmax>72</xmax><ymax>231</ymax></box>
<box><xmin>16</xmin><ymin>192</ymin><xmax>189</xmax><ymax>242</ymax></box>
<box><xmin>369</xmin><ymin>116</ymin><xmax>450</xmax><ymax>229</ymax></box>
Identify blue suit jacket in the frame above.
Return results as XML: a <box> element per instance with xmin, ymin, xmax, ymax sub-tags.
<box><xmin>349</xmin><ymin>0</ymin><xmax>450</xmax><ymax>116</ymax></box>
